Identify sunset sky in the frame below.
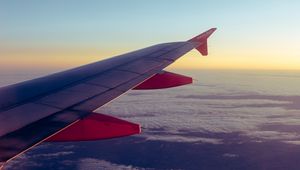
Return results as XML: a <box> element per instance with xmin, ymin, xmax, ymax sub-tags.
<box><xmin>1</xmin><ymin>0</ymin><xmax>300</xmax><ymax>71</ymax></box>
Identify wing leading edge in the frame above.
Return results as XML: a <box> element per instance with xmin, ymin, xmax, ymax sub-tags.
<box><xmin>0</xmin><ymin>28</ymin><xmax>216</xmax><ymax>165</ymax></box>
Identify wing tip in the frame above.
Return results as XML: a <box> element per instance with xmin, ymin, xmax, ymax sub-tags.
<box><xmin>188</xmin><ymin>28</ymin><xmax>217</xmax><ymax>56</ymax></box>
<box><xmin>188</xmin><ymin>28</ymin><xmax>217</xmax><ymax>42</ymax></box>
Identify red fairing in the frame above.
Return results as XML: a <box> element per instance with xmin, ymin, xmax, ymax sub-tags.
<box><xmin>133</xmin><ymin>71</ymin><xmax>192</xmax><ymax>90</ymax></box>
<box><xmin>46</xmin><ymin>112</ymin><xmax>141</xmax><ymax>142</ymax></box>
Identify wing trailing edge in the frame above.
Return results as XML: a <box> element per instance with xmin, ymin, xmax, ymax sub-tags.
<box><xmin>188</xmin><ymin>28</ymin><xmax>217</xmax><ymax>56</ymax></box>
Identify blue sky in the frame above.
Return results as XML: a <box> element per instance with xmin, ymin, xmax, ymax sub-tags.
<box><xmin>1</xmin><ymin>0</ymin><xmax>300</xmax><ymax>70</ymax></box>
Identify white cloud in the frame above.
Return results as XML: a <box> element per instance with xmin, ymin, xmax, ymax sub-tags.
<box><xmin>77</xmin><ymin>158</ymin><xmax>144</xmax><ymax>170</ymax></box>
<box><xmin>222</xmin><ymin>153</ymin><xmax>239</xmax><ymax>158</ymax></box>
<box><xmin>141</xmin><ymin>134</ymin><xmax>223</xmax><ymax>144</ymax></box>
<box><xmin>30</xmin><ymin>151</ymin><xmax>74</xmax><ymax>158</ymax></box>
<box><xmin>98</xmin><ymin>89</ymin><xmax>300</xmax><ymax>143</ymax></box>
<box><xmin>283</xmin><ymin>140</ymin><xmax>300</xmax><ymax>145</ymax></box>
<box><xmin>244</xmin><ymin>130</ymin><xmax>300</xmax><ymax>141</ymax></box>
<box><xmin>5</xmin><ymin>71</ymin><xmax>300</xmax><ymax>169</ymax></box>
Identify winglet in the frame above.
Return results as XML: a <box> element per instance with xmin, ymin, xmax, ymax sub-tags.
<box><xmin>188</xmin><ymin>28</ymin><xmax>217</xmax><ymax>56</ymax></box>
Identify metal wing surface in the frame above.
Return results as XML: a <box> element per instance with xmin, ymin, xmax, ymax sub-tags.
<box><xmin>0</xmin><ymin>28</ymin><xmax>216</xmax><ymax>164</ymax></box>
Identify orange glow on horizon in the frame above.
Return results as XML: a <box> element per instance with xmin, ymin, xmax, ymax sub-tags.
<box><xmin>1</xmin><ymin>47</ymin><xmax>300</xmax><ymax>71</ymax></box>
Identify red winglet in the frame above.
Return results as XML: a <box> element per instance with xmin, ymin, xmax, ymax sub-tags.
<box><xmin>188</xmin><ymin>28</ymin><xmax>217</xmax><ymax>56</ymax></box>
<box><xmin>134</xmin><ymin>71</ymin><xmax>192</xmax><ymax>90</ymax></box>
<box><xmin>46</xmin><ymin>112</ymin><xmax>141</xmax><ymax>142</ymax></box>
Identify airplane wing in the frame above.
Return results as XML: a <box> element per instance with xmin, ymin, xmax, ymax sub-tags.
<box><xmin>0</xmin><ymin>28</ymin><xmax>216</xmax><ymax>166</ymax></box>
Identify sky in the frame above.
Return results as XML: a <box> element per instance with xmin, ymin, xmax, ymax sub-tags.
<box><xmin>1</xmin><ymin>0</ymin><xmax>300</xmax><ymax>71</ymax></box>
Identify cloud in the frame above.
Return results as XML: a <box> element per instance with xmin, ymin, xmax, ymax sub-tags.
<box><xmin>5</xmin><ymin>71</ymin><xmax>300</xmax><ymax>169</ymax></box>
<box><xmin>30</xmin><ymin>151</ymin><xmax>74</xmax><ymax>158</ymax></box>
<box><xmin>77</xmin><ymin>158</ymin><xmax>144</xmax><ymax>170</ymax></box>
<box><xmin>222</xmin><ymin>153</ymin><xmax>239</xmax><ymax>158</ymax></box>
<box><xmin>141</xmin><ymin>134</ymin><xmax>223</xmax><ymax>144</ymax></box>
<box><xmin>3</xmin><ymin>144</ymin><xmax>76</xmax><ymax>170</ymax></box>
<box><xmin>3</xmin><ymin>157</ymin><xmax>43</xmax><ymax>170</ymax></box>
<box><xmin>244</xmin><ymin>131</ymin><xmax>300</xmax><ymax>141</ymax></box>
<box><xmin>177</xmin><ymin>94</ymin><xmax>300</xmax><ymax>110</ymax></box>
<box><xmin>97</xmin><ymin>89</ymin><xmax>300</xmax><ymax>145</ymax></box>
<box><xmin>283</xmin><ymin>140</ymin><xmax>300</xmax><ymax>145</ymax></box>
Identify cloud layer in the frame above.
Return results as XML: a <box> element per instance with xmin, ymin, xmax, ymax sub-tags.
<box><xmin>4</xmin><ymin>70</ymin><xmax>300</xmax><ymax>170</ymax></box>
